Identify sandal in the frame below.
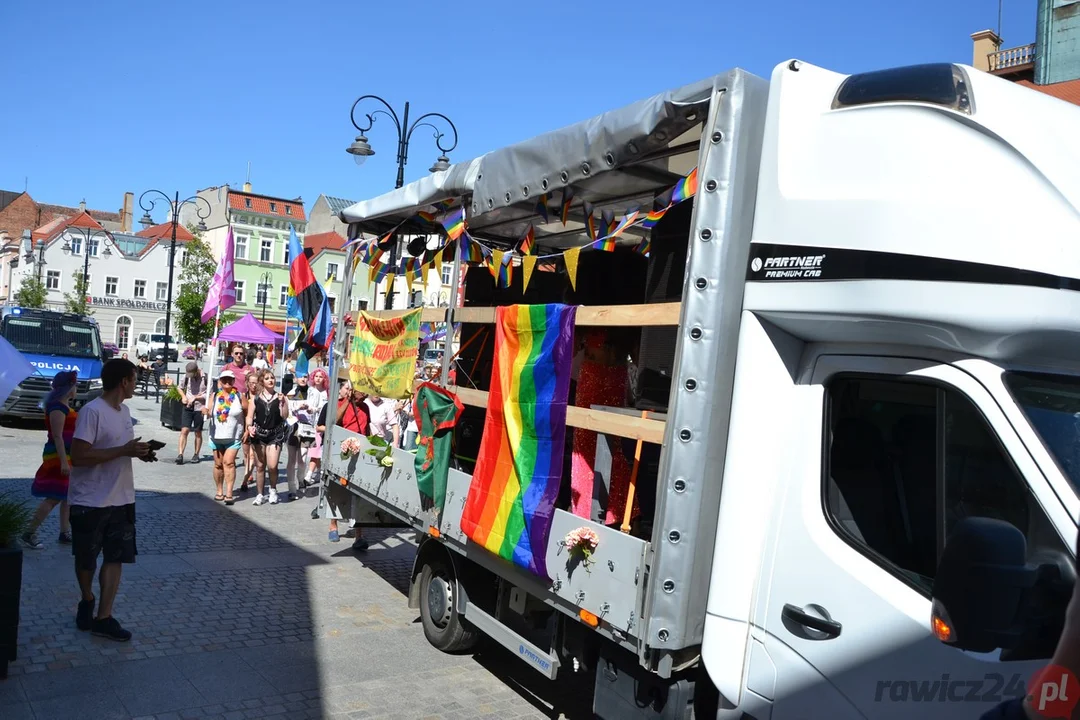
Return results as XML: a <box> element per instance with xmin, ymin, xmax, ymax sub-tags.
<box><xmin>214</xmin><ymin>494</ymin><xmax>225</xmax><ymax>501</ymax></box>
<box><xmin>224</xmin><ymin>496</ymin><xmax>235</xmax><ymax>505</ymax></box>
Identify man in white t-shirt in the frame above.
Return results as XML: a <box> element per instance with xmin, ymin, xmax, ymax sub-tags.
<box><xmin>365</xmin><ymin>395</ymin><xmax>400</xmax><ymax>447</ymax></box>
<box><xmin>252</xmin><ymin>349</ymin><xmax>270</xmax><ymax>370</ymax></box>
<box><xmin>69</xmin><ymin>358</ymin><xmax>151</xmax><ymax>642</ymax></box>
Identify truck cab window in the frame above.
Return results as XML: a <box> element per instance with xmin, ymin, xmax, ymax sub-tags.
<box><xmin>825</xmin><ymin>376</ymin><xmax>1066</xmax><ymax>596</ymax></box>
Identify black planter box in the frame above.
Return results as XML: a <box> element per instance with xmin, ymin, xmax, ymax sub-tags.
<box><xmin>160</xmin><ymin>397</ymin><xmax>184</xmax><ymax>430</ymax></box>
<box><xmin>0</xmin><ymin>545</ymin><xmax>23</xmax><ymax>679</ymax></box>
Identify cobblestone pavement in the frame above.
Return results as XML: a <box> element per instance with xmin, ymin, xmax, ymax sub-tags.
<box><xmin>0</xmin><ymin>394</ymin><xmax>592</xmax><ymax>720</ymax></box>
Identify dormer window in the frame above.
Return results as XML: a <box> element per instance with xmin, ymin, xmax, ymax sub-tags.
<box><xmin>270</xmin><ymin>202</ymin><xmax>277</xmax><ymax>212</ymax></box>
<box><xmin>285</xmin><ymin>206</ymin><xmax>292</xmax><ymax>216</ymax></box>
<box><xmin>244</xmin><ymin>198</ymin><xmax>252</xmax><ymax>208</ymax></box>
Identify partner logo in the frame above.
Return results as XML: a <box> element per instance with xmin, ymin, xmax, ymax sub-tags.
<box><xmin>518</xmin><ymin>643</ymin><xmax>551</xmax><ymax>672</ymax></box>
<box><xmin>1028</xmin><ymin>665</ymin><xmax>1079</xmax><ymax>719</ymax></box>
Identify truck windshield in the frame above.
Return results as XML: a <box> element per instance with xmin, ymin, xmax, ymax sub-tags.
<box><xmin>2</xmin><ymin>316</ymin><xmax>102</xmax><ymax>359</ymax></box>
<box><xmin>1005</xmin><ymin>371</ymin><xmax>1080</xmax><ymax>493</ymax></box>
<box><xmin>150</xmin><ymin>334</ymin><xmax>173</xmax><ymax>343</ymax></box>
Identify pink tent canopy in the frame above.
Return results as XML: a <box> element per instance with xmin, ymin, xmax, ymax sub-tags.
<box><xmin>213</xmin><ymin>313</ymin><xmax>284</xmax><ymax>344</ymax></box>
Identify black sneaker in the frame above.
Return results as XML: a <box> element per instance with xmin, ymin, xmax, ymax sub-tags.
<box><xmin>351</xmin><ymin>538</ymin><xmax>370</xmax><ymax>552</ymax></box>
<box><xmin>175</xmin><ymin>455</ymin><xmax>184</xmax><ymax>465</ymax></box>
<box><xmin>91</xmin><ymin>616</ymin><xmax>132</xmax><ymax>642</ymax></box>
<box><xmin>76</xmin><ymin>598</ymin><xmax>95</xmax><ymax>631</ymax></box>
<box><xmin>58</xmin><ymin>531</ymin><xmax>72</xmax><ymax>545</ymax></box>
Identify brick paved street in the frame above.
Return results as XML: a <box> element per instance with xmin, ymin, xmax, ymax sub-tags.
<box><xmin>0</xmin><ymin>394</ymin><xmax>592</xmax><ymax>720</ymax></box>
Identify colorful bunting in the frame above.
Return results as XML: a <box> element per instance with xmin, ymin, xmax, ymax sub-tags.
<box><xmin>671</xmin><ymin>167</ymin><xmax>699</xmax><ymax>204</ymax></box>
<box><xmin>535</xmin><ymin>192</ymin><xmax>549</xmax><ymax>224</ymax></box>
<box><xmin>518</xmin><ymin>225</ymin><xmax>535</xmax><ymax>256</ymax></box>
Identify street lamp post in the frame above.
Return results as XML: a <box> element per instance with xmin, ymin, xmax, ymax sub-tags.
<box><xmin>259</xmin><ymin>271</ymin><xmax>273</xmax><ymax>324</ymax></box>
<box><xmin>21</xmin><ymin>230</ymin><xmax>46</xmax><ymax>282</ymax></box>
<box><xmin>62</xmin><ymin>226</ymin><xmax>114</xmax><ymax>314</ymax></box>
<box><xmin>346</xmin><ymin>95</ymin><xmax>458</xmax><ymax>309</ymax></box>
<box><xmin>138</xmin><ymin>190</ymin><xmax>210</xmax><ymax>365</ymax></box>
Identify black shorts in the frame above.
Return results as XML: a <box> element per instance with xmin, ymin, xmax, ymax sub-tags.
<box><xmin>181</xmin><ymin>407</ymin><xmax>204</xmax><ymax>431</ymax></box>
<box><xmin>70</xmin><ymin>504</ymin><xmax>137</xmax><ymax>570</ymax></box>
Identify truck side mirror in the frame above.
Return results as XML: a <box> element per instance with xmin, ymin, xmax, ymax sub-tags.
<box><xmin>931</xmin><ymin>517</ymin><xmax>1037</xmax><ymax>653</ymax></box>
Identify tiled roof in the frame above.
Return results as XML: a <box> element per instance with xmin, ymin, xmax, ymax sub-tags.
<box><xmin>37</xmin><ymin>203</ymin><xmax>120</xmax><ymax>224</ymax></box>
<box><xmin>1017</xmin><ymin>78</ymin><xmax>1080</xmax><ymax>106</ymax></box>
<box><xmin>228</xmin><ymin>191</ymin><xmax>306</xmax><ymax>220</ymax></box>
<box><xmin>304</xmin><ymin>231</ymin><xmax>345</xmax><ymax>258</ymax></box>
<box><xmin>31</xmin><ymin>211</ymin><xmax>105</xmax><ymax>242</ymax></box>
<box><xmin>31</xmin><ymin>215</ymin><xmax>70</xmax><ymax>241</ymax></box>
<box><xmin>135</xmin><ymin>222</ymin><xmax>195</xmax><ymax>242</ymax></box>
<box><xmin>324</xmin><ymin>196</ymin><xmax>355</xmax><ymax>215</ymax></box>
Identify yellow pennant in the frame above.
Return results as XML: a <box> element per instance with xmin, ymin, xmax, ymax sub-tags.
<box><xmin>385</xmin><ymin>273</ymin><xmax>396</xmax><ymax>297</ymax></box>
<box><xmin>427</xmin><ymin>248</ymin><xmax>443</xmax><ymax>286</ymax></box>
<box><xmin>368</xmin><ymin>261</ymin><xmax>380</xmax><ymax>284</ymax></box>
<box><xmin>521</xmin><ymin>255</ymin><xmax>538</xmax><ymax>293</ymax></box>
<box><xmin>489</xmin><ymin>249</ymin><xmax>504</xmax><ymax>280</ymax></box>
<box><xmin>564</xmin><ymin>246</ymin><xmax>581</xmax><ymax>291</ymax></box>
<box><xmin>405</xmin><ymin>270</ymin><xmax>415</xmax><ymax>295</ymax></box>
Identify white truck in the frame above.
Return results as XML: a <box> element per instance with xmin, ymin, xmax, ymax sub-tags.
<box><xmin>319</xmin><ymin>59</ymin><xmax>1080</xmax><ymax>719</ymax></box>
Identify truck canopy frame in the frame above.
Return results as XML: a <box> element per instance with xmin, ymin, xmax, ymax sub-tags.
<box><xmin>330</xmin><ymin>67</ymin><xmax>771</xmax><ymax>666</ymax></box>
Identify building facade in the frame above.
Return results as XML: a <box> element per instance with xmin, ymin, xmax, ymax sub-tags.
<box><xmin>8</xmin><ymin>211</ymin><xmax>194</xmax><ymax>354</ymax></box>
<box><xmin>971</xmin><ymin>0</ymin><xmax>1080</xmax><ymax>104</ymax></box>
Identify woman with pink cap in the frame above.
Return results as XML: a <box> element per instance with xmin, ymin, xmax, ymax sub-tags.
<box><xmin>21</xmin><ymin>370</ymin><xmax>79</xmax><ymax>548</ymax></box>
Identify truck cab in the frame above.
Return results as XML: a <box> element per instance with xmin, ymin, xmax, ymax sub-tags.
<box><xmin>1</xmin><ymin>306</ymin><xmax>106</xmax><ymax>419</ymax></box>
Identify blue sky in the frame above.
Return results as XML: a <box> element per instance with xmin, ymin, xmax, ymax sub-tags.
<box><xmin>0</xmin><ymin>0</ymin><xmax>1036</xmax><ymax>222</ymax></box>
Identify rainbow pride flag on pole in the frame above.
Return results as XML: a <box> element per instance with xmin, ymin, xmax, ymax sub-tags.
<box><xmin>459</xmin><ymin>304</ymin><xmax>578</xmax><ymax>578</ymax></box>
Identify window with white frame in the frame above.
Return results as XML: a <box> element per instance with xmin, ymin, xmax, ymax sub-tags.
<box><xmin>133</xmin><ymin>279</ymin><xmax>146</xmax><ymax>298</ymax></box>
<box><xmin>105</xmin><ymin>276</ymin><xmax>118</xmax><ymax>296</ymax></box>
<box><xmin>269</xmin><ymin>202</ymin><xmax>277</xmax><ymax>213</ymax></box>
<box><xmin>358</xmin><ymin>298</ymin><xmax>369</xmax><ymax>311</ymax></box>
<box><xmin>279</xmin><ymin>285</ymin><xmax>289</xmax><ymax>307</ymax></box>
<box><xmin>156</xmin><ymin>281</ymin><xmax>168</xmax><ymax>302</ymax></box>
<box><xmin>285</xmin><ymin>206</ymin><xmax>292</xmax><ymax>216</ymax></box>
<box><xmin>154</xmin><ymin>318</ymin><xmax>167</xmax><ymax>334</ymax></box>
<box><xmin>260</xmin><ymin>238</ymin><xmax>272</xmax><ymax>263</ymax></box>
<box><xmin>88</xmin><ymin>236</ymin><xmax>100</xmax><ymax>257</ymax></box>
<box><xmin>256</xmin><ymin>282</ymin><xmax>270</xmax><ymax>307</ymax></box>
<box><xmin>69</xmin><ymin>235</ymin><xmax>83</xmax><ymax>255</ymax></box>
<box><xmin>235</xmin><ymin>234</ymin><xmax>248</xmax><ymax>259</ymax></box>
<box><xmin>326</xmin><ymin>262</ymin><xmax>339</xmax><ymax>282</ymax></box>
<box><xmin>46</xmin><ymin>270</ymin><xmax>61</xmax><ymax>290</ymax></box>
<box><xmin>115</xmin><ymin>315</ymin><xmax>132</xmax><ymax>349</ymax></box>
<box><xmin>235</xmin><ymin>280</ymin><xmax>246</xmax><ymax>304</ymax></box>
<box><xmin>441</xmin><ymin>264</ymin><xmax>452</xmax><ymax>284</ymax></box>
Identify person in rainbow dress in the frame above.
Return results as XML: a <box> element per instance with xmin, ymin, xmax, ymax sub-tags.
<box><xmin>21</xmin><ymin>370</ymin><xmax>79</xmax><ymax>549</ymax></box>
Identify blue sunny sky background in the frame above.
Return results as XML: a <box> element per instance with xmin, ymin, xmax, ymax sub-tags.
<box><xmin>0</xmin><ymin>0</ymin><xmax>1036</xmax><ymax>223</ymax></box>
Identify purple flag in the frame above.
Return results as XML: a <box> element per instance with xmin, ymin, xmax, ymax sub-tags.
<box><xmin>0</xmin><ymin>335</ymin><xmax>35</xmax><ymax>406</ymax></box>
<box><xmin>201</xmin><ymin>226</ymin><xmax>237</xmax><ymax>323</ymax></box>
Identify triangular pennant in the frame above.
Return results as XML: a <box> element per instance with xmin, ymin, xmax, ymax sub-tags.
<box><xmin>440</xmin><ymin>207</ymin><xmax>466</xmax><ymax>241</ymax></box>
<box><xmin>488</xmin><ymin>249</ymin><xmax>504</xmax><ymax>280</ymax></box>
<box><xmin>385</xmin><ymin>272</ymin><xmax>397</xmax><ymax>296</ymax></box>
<box><xmin>406</xmin><ymin>269</ymin><xmax>415</xmax><ymax>295</ymax></box>
<box><xmin>521</xmin><ymin>255</ymin><xmax>538</xmax><ymax>293</ymax></box>
<box><xmin>500</xmin><ymin>248</ymin><xmax>514</xmax><ymax>289</ymax></box>
<box><xmin>564</xmin><ymin>246</ymin><xmax>581</xmax><ymax>291</ymax></box>
<box><xmin>427</xmin><ymin>248</ymin><xmax>443</xmax><ymax>285</ymax></box>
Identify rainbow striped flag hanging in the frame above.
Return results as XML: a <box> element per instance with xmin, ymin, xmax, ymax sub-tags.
<box><xmin>671</xmin><ymin>167</ymin><xmax>699</xmax><ymax>204</ymax></box>
<box><xmin>459</xmin><ymin>304</ymin><xmax>578</xmax><ymax>578</ymax></box>
<box><xmin>441</xmin><ymin>207</ymin><xmax>466</xmax><ymax>241</ymax></box>
<box><xmin>517</xmin><ymin>225</ymin><xmax>535</xmax><ymax>256</ymax></box>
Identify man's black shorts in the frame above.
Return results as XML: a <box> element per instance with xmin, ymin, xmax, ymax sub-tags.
<box><xmin>69</xmin><ymin>504</ymin><xmax>137</xmax><ymax>570</ymax></box>
<box><xmin>181</xmin><ymin>406</ymin><xmax>204</xmax><ymax>432</ymax></box>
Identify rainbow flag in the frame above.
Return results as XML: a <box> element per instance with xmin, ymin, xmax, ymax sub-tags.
<box><xmin>459</xmin><ymin>304</ymin><xmax>578</xmax><ymax>578</ymax></box>
<box><xmin>535</xmin><ymin>193</ymin><xmax>549</xmax><ymax>224</ymax></box>
<box><xmin>441</xmin><ymin>207</ymin><xmax>466</xmax><ymax>241</ymax></box>
<box><xmin>672</xmin><ymin>167</ymin><xmax>699</xmax><ymax>204</ymax></box>
<box><xmin>517</xmin><ymin>225</ymin><xmax>535</xmax><ymax>256</ymax></box>
<box><xmin>560</xmin><ymin>186</ymin><xmax>574</xmax><ymax>225</ymax></box>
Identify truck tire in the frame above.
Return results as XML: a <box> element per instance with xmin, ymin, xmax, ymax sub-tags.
<box><xmin>418</xmin><ymin>556</ymin><xmax>479</xmax><ymax>653</ymax></box>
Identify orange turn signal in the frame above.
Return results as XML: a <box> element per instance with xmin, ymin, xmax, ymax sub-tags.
<box><xmin>930</xmin><ymin>599</ymin><xmax>955</xmax><ymax>643</ymax></box>
<box><xmin>579</xmin><ymin>610</ymin><xmax>600</xmax><ymax>628</ymax></box>
<box><xmin>429</xmin><ymin>525</ymin><xmax>441</xmax><ymax>538</ymax></box>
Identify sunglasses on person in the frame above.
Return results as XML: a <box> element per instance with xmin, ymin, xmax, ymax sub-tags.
<box><xmin>220</xmin><ymin>377</ymin><xmax>234</xmax><ymax>384</ymax></box>
<box><xmin>233</xmin><ymin>352</ymin><xmax>244</xmax><ymax>357</ymax></box>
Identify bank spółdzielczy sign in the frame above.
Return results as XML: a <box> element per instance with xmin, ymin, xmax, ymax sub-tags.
<box><xmin>348</xmin><ymin>308</ymin><xmax>421</xmax><ymax>399</ymax></box>
<box><xmin>90</xmin><ymin>297</ymin><xmax>168</xmax><ymax>311</ymax></box>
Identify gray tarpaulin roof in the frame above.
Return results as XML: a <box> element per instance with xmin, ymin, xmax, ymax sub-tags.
<box><xmin>339</xmin><ymin>69</ymin><xmax>750</xmax><ymax>251</ymax></box>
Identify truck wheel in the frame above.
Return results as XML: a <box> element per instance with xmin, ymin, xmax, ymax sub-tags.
<box><xmin>418</xmin><ymin>556</ymin><xmax>479</xmax><ymax>653</ymax></box>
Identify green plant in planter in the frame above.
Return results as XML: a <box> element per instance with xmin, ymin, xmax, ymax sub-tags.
<box><xmin>365</xmin><ymin>435</ymin><xmax>395</xmax><ymax>468</ymax></box>
<box><xmin>163</xmin><ymin>385</ymin><xmax>184</xmax><ymax>403</ymax></box>
<box><xmin>0</xmin><ymin>492</ymin><xmax>30</xmax><ymax>549</ymax></box>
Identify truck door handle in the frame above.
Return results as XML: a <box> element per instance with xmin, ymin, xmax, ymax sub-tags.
<box><xmin>782</xmin><ymin>603</ymin><xmax>842</xmax><ymax>638</ymax></box>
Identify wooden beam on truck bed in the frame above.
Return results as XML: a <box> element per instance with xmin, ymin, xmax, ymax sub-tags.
<box><xmin>359</xmin><ymin>302</ymin><xmax>682</xmax><ymax>327</ymax></box>
<box><xmin>447</xmin><ymin>385</ymin><xmax>666</xmax><ymax>444</ymax></box>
